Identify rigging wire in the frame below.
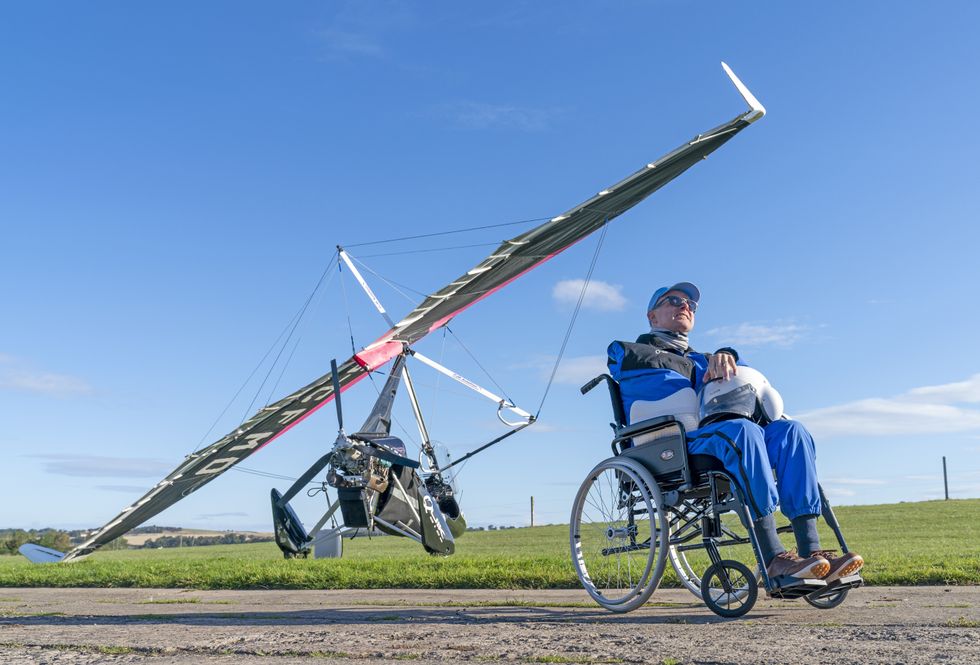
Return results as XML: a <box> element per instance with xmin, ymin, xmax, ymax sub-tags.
<box><xmin>445</xmin><ymin>325</ymin><xmax>512</xmax><ymax>402</ymax></box>
<box><xmin>534</xmin><ymin>220</ymin><xmax>609</xmax><ymax>419</ymax></box>
<box><xmin>343</xmin><ymin>217</ymin><xmax>548</xmax><ymax>248</ymax></box>
<box><xmin>240</xmin><ymin>251</ymin><xmax>341</xmax><ymax>425</ymax></box>
<box><xmin>263</xmin><ymin>336</ymin><xmax>303</xmax><ymax>409</ymax></box>
<box><xmin>262</xmin><ymin>253</ymin><xmax>340</xmax><ymax>408</ymax></box>
<box><xmin>430</xmin><ymin>327</ymin><xmax>449</xmax><ymax>438</ymax></box>
<box><xmin>190</xmin><ymin>253</ymin><xmax>339</xmax><ymax>454</ymax></box>
<box><xmin>190</xmin><ymin>316</ymin><xmax>298</xmax><ymax>454</ymax></box>
<box><xmin>346</xmin><ymin>253</ymin><xmax>427</xmax><ymax>302</ymax></box>
<box><xmin>357</xmin><ymin>241</ymin><xmax>501</xmax><ymax>259</ymax></box>
<box><xmin>231</xmin><ymin>465</ymin><xmax>301</xmax><ymax>482</ymax></box>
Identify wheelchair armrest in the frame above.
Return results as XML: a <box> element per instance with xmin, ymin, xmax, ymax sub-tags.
<box><xmin>613</xmin><ymin>415</ymin><xmax>678</xmax><ymax>443</ymax></box>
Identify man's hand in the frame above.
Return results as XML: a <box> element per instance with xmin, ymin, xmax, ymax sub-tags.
<box><xmin>705</xmin><ymin>352</ymin><xmax>737</xmax><ymax>382</ymax></box>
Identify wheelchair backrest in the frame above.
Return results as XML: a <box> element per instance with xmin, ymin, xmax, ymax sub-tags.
<box><xmin>582</xmin><ymin>373</ymin><xmax>693</xmax><ymax>488</ymax></box>
<box><xmin>606</xmin><ymin>340</ymin><xmax>700</xmax><ymax>434</ymax></box>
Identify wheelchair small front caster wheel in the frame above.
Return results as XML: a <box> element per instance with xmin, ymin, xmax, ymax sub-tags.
<box><xmin>805</xmin><ymin>586</ymin><xmax>849</xmax><ymax>609</ymax></box>
<box><xmin>701</xmin><ymin>560</ymin><xmax>758</xmax><ymax>618</ymax></box>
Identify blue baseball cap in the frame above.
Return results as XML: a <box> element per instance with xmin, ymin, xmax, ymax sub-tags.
<box><xmin>647</xmin><ymin>282</ymin><xmax>701</xmax><ymax>312</ymax></box>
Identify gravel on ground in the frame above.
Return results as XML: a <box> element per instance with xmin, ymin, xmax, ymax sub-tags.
<box><xmin>1</xmin><ymin>586</ymin><xmax>978</xmax><ymax>664</ymax></box>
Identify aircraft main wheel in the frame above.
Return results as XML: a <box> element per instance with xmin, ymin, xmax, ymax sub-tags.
<box><xmin>805</xmin><ymin>587</ymin><xmax>849</xmax><ymax>609</ymax></box>
<box><xmin>700</xmin><ymin>560</ymin><xmax>758</xmax><ymax>618</ymax></box>
<box><xmin>570</xmin><ymin>457</ymin><xmax>668</xmax><ymax>613</ymax></box>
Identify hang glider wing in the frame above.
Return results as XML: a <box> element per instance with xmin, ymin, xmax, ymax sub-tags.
<box><xmin>353</xmin><ymin>63</ymin><xmax>765</xmax><ymax>372</ymax></box>
<box><xmin>58</xmin><ymin>63</ymin><xmax>764</xmax><ymax>562</ymax></box>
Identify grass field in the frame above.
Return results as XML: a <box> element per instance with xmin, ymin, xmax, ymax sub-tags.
<box><xmin>1</xmin><ymin>499</ymin><xmax>978</xmax><ymax>590</ymax></box>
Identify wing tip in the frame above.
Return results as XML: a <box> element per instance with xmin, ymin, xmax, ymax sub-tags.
<box><xmin>721</xmin><ymin>61</ymin><xmax>766</xmax><ymax>123</ymax></box>
<box><xmin>18</xmin><ymin>543</ymin><xmax>67</xmax><ymax>564</ymax></box>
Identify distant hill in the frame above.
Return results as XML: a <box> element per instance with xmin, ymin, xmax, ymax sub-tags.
<box><xmin>124</xmin><ymin>527</ymin><xmax>274</xmax><ymax>548</ymax></box>
<box><xmin>2</xmin><ymin>526</ymin><xmax>274</xmax><ymax>552</ymax></box>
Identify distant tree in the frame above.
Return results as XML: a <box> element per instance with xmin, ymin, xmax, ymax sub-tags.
<box><xmin>1</xmin><ymin>529</ymin><xmax>72</xmax><ymax>555</ymax></box>
<box><xmin>37</xmin><ymin>530</ymin><xmax>71</xmax><ymax>551</ymax></box>
<box><xmin>2</xmin><ymin>530</ymin><xmax>29</xmax><ymax>555</ymax></box>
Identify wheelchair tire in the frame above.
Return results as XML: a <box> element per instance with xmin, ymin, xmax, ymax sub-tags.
<box><xmin>804</xmin><ymin>587</ymin><xmax>849</xmax><ymax>609</ymax></box>
<box><xmin>570</xmin><ymin>457</ymin><xmax>669</xmax><ymax>613</ymax></box>
<box><xmin>701</xmin><ymin>560</ymin><xmax>758</xmax><ymax>618</ymax></box>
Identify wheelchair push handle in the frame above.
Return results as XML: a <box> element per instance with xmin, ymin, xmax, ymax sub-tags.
<box><xmin>580</xmin><ymin>374</ymin><xmax>613</xmax><ymax>395</ymax></box>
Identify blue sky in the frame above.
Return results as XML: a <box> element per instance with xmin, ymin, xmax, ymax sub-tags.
<box><xmin>3</xmin><ymin>2</ymin><xmax>979</xmax><ymax>535</ymax></box>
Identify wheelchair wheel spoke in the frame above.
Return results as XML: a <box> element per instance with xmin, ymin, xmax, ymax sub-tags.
<box><xmin>570</xmin><ymin>459</ymin><xmax>668</xmax><ymax>613</ymax></box>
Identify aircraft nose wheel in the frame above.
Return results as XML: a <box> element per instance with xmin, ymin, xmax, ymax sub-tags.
<box><xmin>700</xmin><ymin>560</ymin><xmax>758</xmax><ymax>618</ymax></box>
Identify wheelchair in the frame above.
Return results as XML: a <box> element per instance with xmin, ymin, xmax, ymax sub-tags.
<box><xmin>571</xmin><ymin>374</ymin><xmax>863</xmax><ymax>617</ymax></box>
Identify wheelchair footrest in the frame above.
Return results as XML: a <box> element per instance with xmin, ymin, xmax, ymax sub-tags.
<box><xmin>767</xmin><ymin>576</ymin><xmax>827</xmax><ymax>599</ymax></box>
<box><xmin>824</xmin><ymin>574</ymin><xmax>863</xmax><ymax>592</ymax></box>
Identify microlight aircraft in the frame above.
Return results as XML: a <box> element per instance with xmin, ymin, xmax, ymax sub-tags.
<box><xmin>21</xmin><ymin>63</ymin><xmax>765</xmax><ymax>564</ymax></box>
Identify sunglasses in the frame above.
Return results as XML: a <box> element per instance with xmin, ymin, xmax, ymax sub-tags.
<box><xmin>655</xmin><ymin>295</ymin><xmax>698</xmax><ymax>312</ymax></box>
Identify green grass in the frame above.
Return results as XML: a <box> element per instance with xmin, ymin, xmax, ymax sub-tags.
<box><xmin>0</xmin><ymin>499</ymin><xmax>977</xmax><ymax>590</ymax></box>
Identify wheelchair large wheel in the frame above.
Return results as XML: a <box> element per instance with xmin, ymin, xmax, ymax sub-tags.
<box><xmin>669</xmin><ymin>544</ymin><xmax>712</xmax><ymax>600</ymax></box>
<box><xmin>570</xmin><ymin>457</ymin><xmax>669</xmax><ymax>613</ymax></box>
<box><xmin>700</xmin><ymin>559</ymin><xmax>758</xmax><ymax>618</ymax></box>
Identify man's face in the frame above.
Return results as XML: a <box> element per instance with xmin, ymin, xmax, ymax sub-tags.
<box><xmin>647</xmin><ymin>289</ymin><xmax>696</xmax><ymax>333</ymax></box>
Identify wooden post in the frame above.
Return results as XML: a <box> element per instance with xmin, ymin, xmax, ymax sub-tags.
<box><xmin>943</xmin><ymin>456</ymin><xmax>949</xmax><ymax>500</ymax></box>
<box><xmin>530</xmin><ymin>496</ymin><xmax>535</xmax><ymax>527</ymax></box>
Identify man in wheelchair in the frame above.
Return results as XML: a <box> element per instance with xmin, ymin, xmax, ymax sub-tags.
<box><xmin>607</xmin><ymin>281</ymin><xmax>864</xmax><ymax>585</ymax></box>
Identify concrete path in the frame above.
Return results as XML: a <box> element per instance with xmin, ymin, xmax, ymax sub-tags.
<box><xmin>1</xmin><ymin>586</ymin><xmax>978</xmax><ymax>664</ymax></box>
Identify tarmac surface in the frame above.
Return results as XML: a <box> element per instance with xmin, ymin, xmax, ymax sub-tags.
<box><xmin>1</xmin><ymin>586</ymin><xmax>978</xmax><ymax>664</ymax></box>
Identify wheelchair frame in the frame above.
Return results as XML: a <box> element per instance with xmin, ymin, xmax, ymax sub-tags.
<box><xmin>571</xmin><ymin>373</ymin><xmax>862</xmax><ymax>616</ymax></box>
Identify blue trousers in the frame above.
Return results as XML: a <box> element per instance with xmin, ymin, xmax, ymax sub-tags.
<box><xmin>687</xmin><ymin>418</ymin><xmax>820</xmax><ymax>521</ymax></box>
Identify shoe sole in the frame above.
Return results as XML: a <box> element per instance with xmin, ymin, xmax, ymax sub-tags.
<box><xmin>804</xmin><ymin>561</ymin><xmax>831</xmax><ymax>579</ymax></box>
<box><xmin>825</xmin><ymin>556</ymin><xmax>864</xmax><ymax>583</ymax></box>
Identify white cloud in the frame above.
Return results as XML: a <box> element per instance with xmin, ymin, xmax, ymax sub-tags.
<box><xmin>546</xmin><ymin>355</ymin><xmax>608</xmax><ymax>386</ymax></box>
<box><xmin>820</xmin><ymin>477</ymin><xmax>887</xmax><ymax>486</ymax></box>
<box><xmin>440</xmin><ymin>101</ymin><xmax>559</xmax><ymax>132</ymax></box>
<box><xmin>29</xmin><ymin>454</ymin><xmax>172</xmax><ymax>478</ymax></box>
<box><xmin>523</xmin><ymin>421</ymin><xmax>578</xmax><ymax>433</ymax></box>
<box><xmin>704</xmin><ymin>322</ymin><xmax>809</xmax><ymax>348</ymax></box>
<box><xmin>195</xmin><ymin>512</ymin><xmax>249</xmax><ymax>520</ymax></box>
<box><xmin>907</xmin><ymin>374</ymin><xmax>980</xmax><ymax>403</ymax></box>
<box><xmin>96</xmin><ymin>485</ymin><xmax>153</xmax><ymax>494</ymax></box>
<box><xmin>797</xmin><ymin>373</ymin><xmax>980</xmax><ymax>439</ymax></box>
<box><xmin>552</xmin><ymin>279</ymin><xmax>626</xmax><ymax>311</ymax></box>
<box><xmin>822</xmin><ymin>486</ymin><xmax>858</xmax><ymax>498</ymax></box>
<box><xmin>0</xmin><ymin>355</ymin><xmax>92</xmax><ymax>396</ymax></box>
<box><xmin>318</xmin><ymin>28</ymin><xmax>384</xmax><ymax>57</ymax></box>
<box><xmin>314</xmin><ymin>2</ymin><xmax>416</xmax><ymax>60</ymax></box>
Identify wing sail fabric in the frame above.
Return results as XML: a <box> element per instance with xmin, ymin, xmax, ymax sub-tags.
<box><xmin>63</xmin><ymin>67</ymin><xmax>764</xmax><ymax>562</ymax></box>
<box><xmin>354</xmin><ymin>108</ymin><xmax>762</xmax><ymax>372</ymax></box>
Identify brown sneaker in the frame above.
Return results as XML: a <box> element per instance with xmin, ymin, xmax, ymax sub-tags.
<box><xmin>812</xmin><ymin>550</ymin><xmax>864</xmax><ymax>583</ymax></box>
<box><xmin>766</xmin><ymin>551</ymin><xmax>830</xmax><ymax>580</ymax></box>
